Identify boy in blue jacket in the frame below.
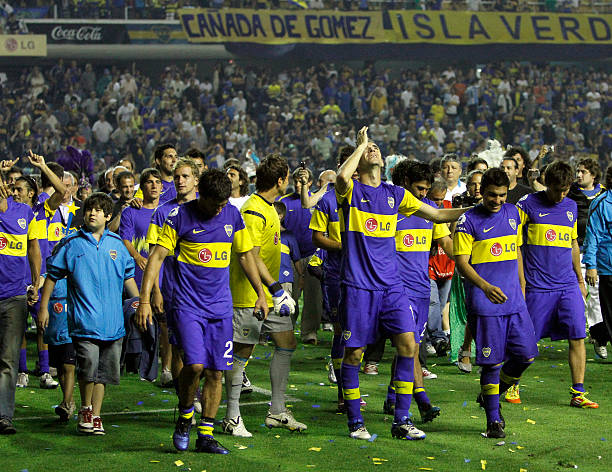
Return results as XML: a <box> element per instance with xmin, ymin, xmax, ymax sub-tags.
<box><xmin>38</xmin><ymin>193</ymin><xmax>139</xmax><ymax>436</ymax></box>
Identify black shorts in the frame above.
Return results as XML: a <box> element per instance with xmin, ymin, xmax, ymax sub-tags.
<box><xmin>48</xmin><ymin>342</ymin><xmax>76</xmax><ymax>368</ymax></box>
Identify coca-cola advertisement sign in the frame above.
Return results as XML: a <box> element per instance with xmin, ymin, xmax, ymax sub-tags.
<box><xmin>25</xmin><ymin>22</ymin><xmax>129</xmax><ymax>44</ymax></box>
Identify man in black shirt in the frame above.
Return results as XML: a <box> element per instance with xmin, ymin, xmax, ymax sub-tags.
<box><xmin>501</xmin><ymin>157</ymin><xmax>531</xmax><ymax>204</ymax></box>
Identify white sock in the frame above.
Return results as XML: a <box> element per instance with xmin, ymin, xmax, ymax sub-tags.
<box><xmin>225</xmin><ymin>355</ymin><xmax>247</xmax><ymax>420</ymax></box>
<box><xmin>269</xmin><ymin>348</ymin><xmax>294</xmax><ymax>415</ymax></box>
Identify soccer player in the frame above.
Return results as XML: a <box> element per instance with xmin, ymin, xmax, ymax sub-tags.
<box><xmin>383</xmin><ymin>160</ymin><xmax>454</xmax><ymax>423</ymax></box>
<box><xmin>516</xmin><ymin>160</ymin><xmax>598</xmax><ymax>409</ymax></box>
<box><xmin>38</xmin><ymin>193</ymin><xmax>139</xmax><ymax>436</ymax></box>
<box><xmin>454</xmin><ymin>168</ymin><xmax>538</xmax><ymax>439</ymax></box>
<box><xmin>223</xmin><ymin>154</ymin><xmax>304</xmax><ymax>437</ymax></box>
<box><xmin>137</xmin><ymin>169</ymin><xmax>267</xmax><ymax>454</ymax></box>
<box><xmin>335</xmin><ymin>127</ymin><xmax>467</xmax><ymax>440</ymax></box>
<box><xmin>145</xmin><ymin>158</ymin><xmax>200</xmax><ymax>388</ymax></box>
<box><xmin>0</xmin><ymin>175</ymin><xmax>42</xmax><ymax>434</ymax></box>
<box><xmin>120</xmin><ymin>168</ymin><xmax>162</xmax><ymax>288</ymax></box>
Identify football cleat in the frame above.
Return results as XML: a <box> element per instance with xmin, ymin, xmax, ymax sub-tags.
<box><xmin>16</xmin><ymin>372</ymin><xmax>29</xmax><ymax>388</ymax></box>
<box><xmin>418</xmin><ymin>404</ymin><xmax>441</xmax><ymax>423</ymax></box>
<box><xmin>40</xmin><ymin>373</ymin><xmax>59</xmax><ymax>389</ymax></box>
<box><xmin>349</xmin><ymin>423</ymin><xmax>371</xmax><ymax>440</ymax></box>
<box><xmin>504</xmin><ymin>384</ymin><xmax>521</xmax><ymax>404</ymax></box>
<box><xmin>172</xmin><ymin>415</ymin><xmax>193</xmax><ymax>451</ymax></box>
<box><xmin>77</xmin><ymin>407</ymin><xmax>93</xmax><ymax>434</ymax></box>
<box><xmin>570</xmin><ymin>388</ymin><xmax>599</xmax><ymax>409</ymax></box>
<box><xmin>92</xmin><ymin>416</ymin><xmax>105</xmax><ymax>436</ymax></box>
<box><xmin>221</xmin><ymin>415</ymin><xmax>252</xmax><ymax>437</ymax></box>
<box><xmin>195</xmin><ymin>436</ymin><xmax>229</xmax><ymax>454</ymax></box>
<box><xmin>265</xmin><ymin>410</ymin><xmax>307</xmax><ymax>431</ymax></box>
<box><xmin>484</xmin><ymin>421</ymin><xmax>505</xmax><ymax>438</ymax></box>
<box><xmin>476</xmin><ymin>393</ymin><xmax>505</xmax><ymax>428</ymax></box>
<box><xmin>391</xmin><ymin>418</ymin><xmax>426</xmax><ymax>440</ymax></box>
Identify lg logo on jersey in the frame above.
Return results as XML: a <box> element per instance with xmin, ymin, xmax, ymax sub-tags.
<box><xmin>545</xmin><ymin>229</ymin><xmax>570</xmax><ymax>242</ymax></box>
<box><xmin>403</xmin><ymin>234</ymin><xmax>427</xmax><ymax>247</ymax></box>
<box><xmin>198</xmin><ymin>248</ymin><xmax>228</xmax><ymax>263</ymax></box>
<box><xmin>365</xmin><ymin>218</ymin><xmax>391</xmax><ymax>232</ymax></box>
<box><xmin>0</xmin><ymin>236</ymin><xmax>22</xmax><ymax>250</ymax></box>
<box><xmin>490</xmin><ymin>242</ymin><xmax>516</xmax><ymax>256</ymax></box>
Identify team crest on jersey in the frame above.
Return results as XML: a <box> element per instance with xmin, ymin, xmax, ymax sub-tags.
<box><xmin>53</xmin><ymin>303</ymin><xmax>63</xmax><ymax>314</ymax></box>
<box><xmin>509</xmin><ymin>218</ymin><xmax>516</xmax><ymax>231</ymax></box>
<box><xmin>109</xmin><ymin>250</ymin><xmax>117</xmax><ymax>260</ymax></box>
<box><xmin>224</xmin><ymin>224</ymin><xmax>233</xmax><ymax>237</ymax></box>
<box><xmin>169</xmin><ymin>207</ymin><xmax>179</xmax><ymax>217</ymax></box>
<box><xmin>388</xmin><ymin>197</ymin><xmax>395</xmax><ymax>208</ymax></box>
<box><xmin>482</xmin><ymin>347</ymin><xmax>491</xmax><ymax>358</ymax></box>
<box><xmin>457</xmin><ymin>214</ymin><xmax>466</xmax><ymax>226</ymax></box>
<box><xmin>342</xmin><ymin>330</ymin><xmax>351</xmax><ymax>341</ymax></box>
<box><xmin>131</xmin><ymin>300</ymin><xmax>139</xmax><ymax>309</ymax></box>
<box><xmin>17</xmin><ymin>218</ymin><xmax>26</xmax><ymax>229</ymax></box>
<box><xmin>567</xmin><ymin>211</ymin><xmax>574</xmax><ymax>222</ymax></box>
<box><xmin>242</xmin><ymin>328</ymin><xmax>250</xmax><ymax>337</ymax></box>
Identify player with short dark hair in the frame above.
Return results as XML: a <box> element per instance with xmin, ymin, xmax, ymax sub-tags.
<box><xmin>516</xmin><ymin>160</ymin><xmax>598</xmax><ymax>409</ymax></box>
<box><xmin>454</xmin><ymin>167</ymin><xmax>538</xmax><ymax>439</ymax></box>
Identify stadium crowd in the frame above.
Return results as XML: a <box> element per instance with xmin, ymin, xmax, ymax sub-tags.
<box><xmin>0</xmin><ymin>57</ymin><xmax>610</xmax><ymax>454</ymax></box>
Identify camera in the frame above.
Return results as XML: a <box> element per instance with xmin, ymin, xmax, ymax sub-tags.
<box><xmin>299</xmin><ymin>160</ymin><xmax>306</xmax><ymax>169</ymax></box>
<box><xmin>452</xmin><ymin>193</ymin><xmax>480</xmax><ymax>208</ymax></box>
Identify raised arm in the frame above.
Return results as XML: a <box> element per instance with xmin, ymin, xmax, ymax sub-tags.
<box><xmin>335</xmin><ymin>126</ymin><xmax>368</xmax><ymax>196</ymax></box>
<box><xmin>27</xmin><ymin>150</ymin><xmax>67</xmax><ymax>211</ymax></box>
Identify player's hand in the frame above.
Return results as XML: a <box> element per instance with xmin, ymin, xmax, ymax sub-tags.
<box><xmin>26</xmin><ymin>285</ymin><xmax>38</xmax><ymax>306</ymax></box>
<box><xmin>37</xmin><ymin>307</ymin><xmax>49</xmax><ymax>331</ymax></box>
<box><xmin>135</xmin><ymin>254</ymin><xmax>148</xmax><ymax>272</ymax></box>
<box><xmin>356</xmin><ymin>126</ymin><xmax>368</xmax><ymax>147</ymax></box>
<box><xmin>586</xmin><ymin>268</ymin><xmax>598</xmax><ymax>287</ymax></box>
<box><xmin>130</xmin><ymin>197</ymin><xmax>143</xmax><ymax>209</ymax></box>
<box><xmin>253</xmin><ymin>295</ymin><xmax>269</xmax><ymax>321</ymax></box>
<box><xmin>297</xmin><ymin>168</ymin><xmax>309</xmax><ymax>185</ymax></box>
<box><xmin>136</xmin><ymin>302</ymin><xmax>153</xmax><ymax>332</ymax></box>
<box><xmin>151</xmin><ymin>287</ymin><xmax>164</xmax><ymax>315</ymax></box>
<box><xmin>26</xmin><ymin>150</ymin><xmax>45</xmax><ymax>168</ymax></box>
<box><xmin>483</xmin><ymin>283</ymin><xmax>508</xmax><ymax>304</ymax></box>
<box><xmin>579</xmin><ymin>280</ymin><xmax>588</xmax><ymax>300</ymax></box>
<box><xmin>0</xmin><ymin>157</ymin><xmax>19</xmax><ymax>173</ymax></box>
<box><xmin>270</xmin><ymin>282</ymin><xmax>296</xmax><ymax>317</ymax></box>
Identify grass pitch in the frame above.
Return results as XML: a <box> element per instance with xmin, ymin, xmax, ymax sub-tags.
<box><xmin>4</xmin><ymin>333</ymin><xmax>612</xmax><ymax>472</ymax></box>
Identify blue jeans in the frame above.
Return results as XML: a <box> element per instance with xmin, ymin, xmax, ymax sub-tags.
<box><xmin>0</xmin><ymin>295</ymin><xmax>27</xmax><ymax>420</ymax></box>
<box><xmin>428</xmin><ymin>279</ymin><xmax>451</xmax><ymax>342</ymax></box>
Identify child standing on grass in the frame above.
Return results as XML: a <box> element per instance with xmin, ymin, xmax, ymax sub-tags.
<box><xmin>38</xmin><ymin>193</ymin><xmax>139</xmax><ymax>435</ymax></box>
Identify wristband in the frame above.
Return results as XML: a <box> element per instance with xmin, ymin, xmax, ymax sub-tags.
<box><xmin>268</xmin><ymin>281</ymin><xmax>282</xmax><ymax>294</ymax></box>
<box><xmin>139</xmin><ymin>302</ymin><xmax>150</xmax><ymax>305</ymax></box>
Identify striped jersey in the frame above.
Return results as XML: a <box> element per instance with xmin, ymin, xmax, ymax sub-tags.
<box><xmin>516</xmin><ymin>191</ymin><xmax>579</xmax><ymax>291</ymax></box>
<box><xmin>279</xmin><ymin>192</ymin><xmax>316</xmax><ymax>258</ymax></box>
<box><xmin>395</xmin><ymin>197</ymin><xmax>450</xmax><ymax>295</ymax></box>
<box><xmin>454</xmin><ymin>203</ymin><xmax>526</xmax><ymax>317</ymax></box>
<box><xmin>309</xmin><ymin>186</ymin><xmax>342</xmax><ymax>283</ymax></box>
<box><xmin>279</xmin><ymin>230</ymin><xmax>300</xmax><ymax>284</ymax></box>
<box><xmin>119</xmin><ymin>206</ymin><xmax>155</xmax><ymax>288</ymax></box>
<box><xmin>336</xmin><ymin>179</ymin><xmax>422</xmax><ymax>290</ymax></box>
<box><xmin>0</xmin><ymin>198</ymin><xmax>44</xmax><ymax>299</ymax></box>
<box><xmin>157</xmin><ymin>200</ymin><xmax>252</xmax><ymax>319</ymax></box>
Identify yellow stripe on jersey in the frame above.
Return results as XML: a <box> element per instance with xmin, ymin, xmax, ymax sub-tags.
<box><xmin>309</xmin><ymin>253</ymin><xmax>323</xmax><ymax>267</ymax></box>
<box><xmin>309</xmin><ymin>208</ymin><xmax>328</xmax><ymax>233</ymax></box>
<box><xmin>27</xmin><ymin>217</ymin><xmax>44</xmax><ymax>240</ymax></box>
<box><xmin>517</xmin><ymin>207</ymin><xmax>529</xmax><ymax>227</ymax></box>
<box><xmin>348</xmin><ymin>207</ymin><xmax>397</xmax><ymax>238</ymax></box>
<box><xmin>233</xmin><ymin>227</ymin><xmax>253</xmax><ymax>254</ymax></box>
<box><xmin>0</xmin><ymin>232</ymin><xmax>28</xmax><ymax>256</ymax></box>
<box><xmin>178</xmin><ymin>241</ymin><xmax>232</xmax><ymax>268</ymax></box>
<box><xmin>281</xmin><ymin>242</ymin><xmax>290</xmax><ymax>255</ymax></box>
<box><xmin>395</xmin><ymin>228</ymin><xmax>433</xmax><ymax>252</ymax></box>
<box><xmin>471</xmin><ymin>235</ymin><xmax>519</xmax><ymax>264</ymax></box>
<box><xmin>398</xmin><ymin>189</ymin><xmax>423</xmax><ymax>217</ymax></box>
<box><xmin>156</xmin><ymin>224</ymin><xmax>178</xmax><ymax>252</ymax></box>
<box><xmin>433</xmin><ymin>222</ymin><xmax>451</xmax><ymax>240</ymax></box>
<box><xmin>453</xmin><ymin>231</ymin><xmax>475</xmax><ymax>256</ymax></box>
<box><xmin>145</xmin><ymin>222</ymin><xmax>162</xmax><ymax>245</ymax></box>
<box><xmin>47</xmin><ymin>222</ymin><xmax>63</xmax><ymax>243</ymax></box>
<box><xmin>526</xmin><ymin>223</ymin><xmax>575</xmax><ymax>248</ymax></box>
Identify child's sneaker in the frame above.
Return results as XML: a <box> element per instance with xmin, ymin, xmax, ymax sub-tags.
<box><xmin>92</xmin><ymin>416</ymin><xmax>105</xmax><ymax>435</ymax></box>
<box><xmin>77</xmin><ymin>406</ymin><xmax>93</xmax><ymax>434</ymax></box>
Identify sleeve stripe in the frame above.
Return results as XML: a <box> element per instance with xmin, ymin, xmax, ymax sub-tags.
<box><xmin>244</xmin><ymin>210</ymin><xmax>266</xmax><ymax>225</ymax></box>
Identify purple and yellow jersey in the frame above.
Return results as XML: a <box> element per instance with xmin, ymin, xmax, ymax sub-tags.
<box><xmin>119</xmin><ymin>206</ymin><xmax>155</xmax><ymax>288</ymax></box>
<box><xmin>309</xmin><ymin>187</ymin><xmax>342</xmax><ymax>283</ymax></box>
<box><xmin>230</xmin><ymin>193</ymin><xmax>281</xmax><ymax>308</ymax></box>
<box><xmin>156</xmin><ymin>200</ymin><xmax>252</xmax><ymax>319</ymax></box>
<box><xmin>134</xmin><ymin>179</ymin><xmax>176</xmax><ymax>205</ymax></box>
<box><xmin>279</xmin><ymin>230</ymin><xmax>300</xmax><ymax>284</ymax></box>
<box><xmin>146</xmin><ymin>198</ymin><xmax>180</xmax><ymax>302</ymax></box>
<box><xmin>279</xmin><ymin>192</ymin><xmax>316</xmax><ymax>258</ymax></box>
<box><xmin>23</xmin><ymin>200</ymin><xmax>48</xmax><ymax>286</ymax></box>
<box><xmin>0</xmin><ymin>198</ymin><xmax>44</xmax><ymax>300</ymax></box>
<box><xmin>516</xmin><ymin>191</ymin><xmax>579</xmax><ymax>291</ymax></box>
<box><xmin>335</xmin><ymin>179</ymin><xmax>422</xmax><ymax>290</ymax></box>
<box><xmin>395</xmin><ymin>197</ymin><xmax>450</xmax><ymax>296</ymax></box>
<box><xmin>46</xmin><ymin>200</ymin><xmax>81</xmax><ymax>256</ymax></box>
<box><xmin>453</xmin><ymin>203</ymin><xmax>526</xmax><ymax>317</ymax></box>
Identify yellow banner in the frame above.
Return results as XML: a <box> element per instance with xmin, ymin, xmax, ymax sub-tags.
<box><xmin>178</xmin><ymin>8</ymin><xmax>384</xmax><ymax>44</ymax></box>
<box><xmin>387</xmin><ymin>11</ymin><xmax>612</xmax><ymax>44</ymax></box>
<box><xmin>0</xmin><ymin>34</ymin><xmax>47</xmax><ymax>56</ymax></box>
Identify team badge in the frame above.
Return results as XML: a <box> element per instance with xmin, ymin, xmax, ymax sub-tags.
<box><xmin>53</xmin><ymin>303</ymin><xmax>63</xmax><ymax>314</ymax></box>
<box><xmin>388</xmin><ymin>197</ymin><xmax>395</xmax><ymax>208</ymax></box>
<box><xmin>169</xmin><ymin>207</ymin><xmax>179</xmax><ymax>217</ymax></box>
<box><xmin>242</xmin><ymin>328</ymin><xmax>250</xmax><ymax>336</ymax></box>
<box><xmin>509</xmin><ymin>218</ymin><xmax>516</xmax><ymax>231</ymax></box>
<box><xmin>17</xmin><ymin>218</ymin><xmax>26</xmax><ymax>229</ymax></box>
<box><xmin>224</xmin><ymin>224</ymin><xmax>233</xmax><ymax>237</ymax></box>
<box><xmin>109</xmin><ymin>250</ymin><xmax>117</xmax><ymax>260</ymax></box>
<box><xmin>457</xmin><ymin>214</ymin><xmax>466</xmax><ymax>226</ymax></box>
<box><xmin>342</xmin><ymin>330</ymin><xmax>351</xmax><ymax>341</ymax></box>
<box><xmin>131</xmin><ymin>300</ymin><xmax>139</xmax><ymax>309</ymax></box>
<box><xmin>567</xmin><ymin>211</ymin><xmax>574</xmax><ymax>222</ymax></box>
<box><xmin>482</xmin><ymin>347</ymin><xmax>491</xmax><ymax>358</ymax></box>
